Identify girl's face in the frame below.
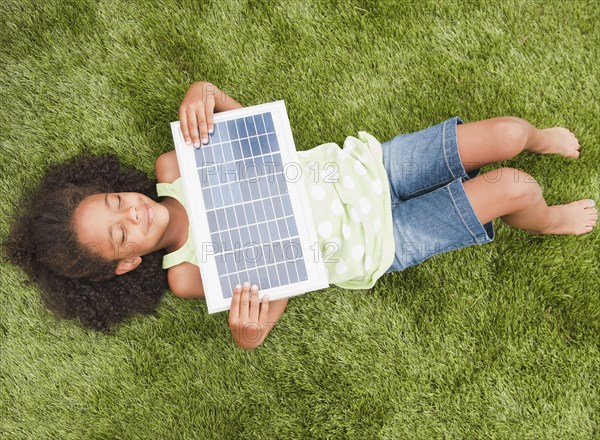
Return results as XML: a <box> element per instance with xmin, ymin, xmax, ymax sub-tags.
<box><xmin>73</xmin><ymin>192</ymin><xmax>169</xmax><ymax>270</ymax></box>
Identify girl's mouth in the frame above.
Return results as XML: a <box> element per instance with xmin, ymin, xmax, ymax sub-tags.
<box><xmin>146</xmin><ymin>203</ymin><xmax>153</xmax><ymax>232</ymax></box>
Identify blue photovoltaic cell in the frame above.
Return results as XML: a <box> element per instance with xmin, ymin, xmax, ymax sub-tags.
<box><xmin>194</xmin><ymin>111</ymin><xmax>307</xmax><ymax>298</ymax></box>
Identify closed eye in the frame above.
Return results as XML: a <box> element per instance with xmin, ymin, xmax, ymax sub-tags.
<box><xmin>118</xmin><ymin>195</ymin><xmax>122</xmax><ymax>210</ymax></box>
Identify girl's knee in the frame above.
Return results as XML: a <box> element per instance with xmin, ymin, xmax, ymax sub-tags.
<box><xmin>485</xmin><ymin>167</ymin><xmax>542</xmax><ymax>208</ymax></box>
<box><xmin>492</xmin><ymin>117</ymin><xmax>529</xmax><ymax>153</ymax></box>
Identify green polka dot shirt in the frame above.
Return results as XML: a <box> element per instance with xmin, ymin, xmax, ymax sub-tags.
<box><xmin>297</xmin><ymin>132</ymin><xmax>394</xmax><ymax>289</ymax></box>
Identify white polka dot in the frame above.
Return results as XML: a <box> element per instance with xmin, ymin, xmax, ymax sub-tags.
<box><xmin>365</xmin><ymin>256</ymin><xmax>372</xmax><ymax>270</ymax></box>
<box><xmin>335</xmin><ymin>258</ymin><xmax>348</xmax><ymax>274</ymax></box>
<box><xmin>311</xmin><ymin>185</ymin><xmax>326</xmax><ymax>200</ymax></box>
<box><xmin>359</xmin><ymin>198</ymin><xmax>372</xmax><ymax>214</ymax></box>
<box><xmin>331</xmin><ymin>199</ymin><xmax>344</xmax><ymax>216</ymax></box>
<box><xmin>342</xmin><ymin>223</ymin><xmax>351</xmax><ymax>239</ymax></box>
<box><xmin>350</xmin><ymin>207</ymin><xmax>361</xmax><ymax>222</ymax></box>
<box><xmin>371</xmin><ymin>179</ymin><xmax>383</xmax><ymax>194</ymax></box>
<box><xmin>343</xmin><ymin>176</ymin><xmax>355</xmax><ymax>190</ymax></box>
<box><xmin>352</xmin><ymin>245</ymin><xmax>365</xmax><ymax>261</ymax></box>
<box><xmin>338</xmin><ymin>148</ymin><xmax>350</xmax><ymax>160</ymax></box>
<box><xmin>354</xmin><ymin>161</ymin><xmax>367</xmax><ymax>176</ymax></box>
<box><xmin>373</xmin><ymin>217</ymin><xmax>381</xmax><ymax>232</ymax></box>
<box><xmin>318</xmin><ymin>221</ymin><xmax>332</xmax><ymax>238</ymax></box>
<box><xmin>360</xmin><ymin>153</ymin><xmax>370</xmax><ymax>163</ymax></box>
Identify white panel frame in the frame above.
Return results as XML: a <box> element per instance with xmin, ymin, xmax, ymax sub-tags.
<box><xmin>171</xmin><ymin>100</ymin><xmax>329</xmax><ymax>314</ymax></box>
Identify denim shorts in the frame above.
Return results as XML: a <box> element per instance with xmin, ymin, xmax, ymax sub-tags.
<box><xmin>382</xmin><ymin>117</ymin><xmax>494</xmax><ymax>273</ymax></box>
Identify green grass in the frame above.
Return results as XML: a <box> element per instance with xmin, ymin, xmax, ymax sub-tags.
<box><xmin>1</xmin><ymin>0</ymin><xmax>599</xmax><ymax>438</ymax></box>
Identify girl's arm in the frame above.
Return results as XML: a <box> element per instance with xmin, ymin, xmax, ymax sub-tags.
<box><xmin>174</xmin><ymin>83</ymin><xmax>287</xmax><ymax>349</ymax></box>
<box><xmin>179</xmin><ymin>81</ymin><xmax>242</xmax><ymax>148</ymax></box>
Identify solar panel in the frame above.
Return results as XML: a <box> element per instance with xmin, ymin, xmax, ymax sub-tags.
<box><xmin>171</xmin><ymin>101</ymin><xmax>329</xmax><ymax>313</ymax></box>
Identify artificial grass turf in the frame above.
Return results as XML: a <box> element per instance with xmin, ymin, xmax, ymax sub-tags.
<box><xmin>1</xmin><ymin>0</ymin><xmax>599</xmax><ymax>437</ymax></box>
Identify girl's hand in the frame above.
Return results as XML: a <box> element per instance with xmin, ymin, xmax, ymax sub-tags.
<box><xmin>179</xmin><ymin>81</ymin><xmax>218</xmax><ymax>148</ymax></box>
<box><xmin>229</xmin><ymin>282</ymin><xmax>270</xmax><ymax>349</ymax></box>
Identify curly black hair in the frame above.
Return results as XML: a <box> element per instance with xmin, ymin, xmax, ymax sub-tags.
<box><xmin>4</xmin><ymin>154</ymin><xmax>168</xmax><ymax>332</ymax></box>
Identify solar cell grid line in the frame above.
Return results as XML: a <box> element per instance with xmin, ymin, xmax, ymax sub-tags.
<box><xmin>172</xmin><ymin>101</ymin><xmax>328</xmax><ymax>313</ymax></box>
<box><xmin>198</xmin><ymin>173</ymin><xmax>285</xmax><ymax>212</ymax></box>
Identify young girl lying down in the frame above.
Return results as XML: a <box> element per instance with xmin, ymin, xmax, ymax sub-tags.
<box><xmin>6</xmin><ymin>81</ymin><xmax>597</xmax><ymax>349</ymax></box>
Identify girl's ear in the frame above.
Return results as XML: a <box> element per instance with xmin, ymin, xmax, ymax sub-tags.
<box><xmin>115</xmin><ymin>256</ymin><xmax>142</xmax><ymax>275</ymax></box>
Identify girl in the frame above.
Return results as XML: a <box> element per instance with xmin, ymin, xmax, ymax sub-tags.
<box><xmin>5</xmin><ymin>81</ymin><xmax>597</xmax><ymax>349</ymax></box>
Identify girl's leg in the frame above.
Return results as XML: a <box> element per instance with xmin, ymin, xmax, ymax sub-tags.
<box><xmin>457</xmin><ymin>117</ymin><xmax>581</xmax><ymax>173</ymax></box>
<box><xmin>464</xmin><ymin>167</ymin><xmax>597</xmax><ymax>235</ymax></box>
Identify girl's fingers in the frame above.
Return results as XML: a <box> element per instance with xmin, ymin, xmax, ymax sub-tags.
<box><xmin>187</xmin><ymin>110</ymin><xmax>200</xmax><ymax>148</ymax></box>
<box><xmin>258</xmin><ymin>294</ymin><xmax>269</xmax><ymax>325</ymax></box>
<box><xmin>240</xmin><ymin>282</ymin><xmax>250</xmax><ymax>322</ymax></box>
<box><xmin>249</xmin><ymin>285</ymin><xmax>260</xmax><ymax>322</ymax></box>
<box><xmin>179</xmin><ymin>108</ymin><xmax>191</xmax><ymax>145</ymax></box>
<box><xmin>196</xmin><ymin>107</ymin><xmax>208</xmax><ymax>146</ymax></box>
<box><xmin>229</xmin><ymin>284</ymin><xmax>242</xmax><ymax>326</ymax></box>
<box><xmin>204</xmin><ymin>99</ymin><xmax>215</xmax><ymax>136</ymax></box>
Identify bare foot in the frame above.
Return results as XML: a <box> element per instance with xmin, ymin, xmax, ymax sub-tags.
<box><xmin>537</xmin><ymin>199</ymin><xmax>597</xmax><ymax>235</ymax></box>
<box><xmin>530</xmin><ymin>127</ymin><xmax>581</xmax><ymax>158</ymax></box>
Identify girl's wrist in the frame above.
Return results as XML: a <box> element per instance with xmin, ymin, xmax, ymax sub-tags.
<box><xmin>235</xmin><ymin>336</ymin><xmax>261</xmax><ymax>350</ymax></box>
<box><xmin>197</xmin><ymin>80</ymin><xmax>216</xmax><ymax>89</ymax></box>
<box><xmin>232</xmin><ymin>326</ymin><xmax>269</xmax><ymax>350</ymax></box>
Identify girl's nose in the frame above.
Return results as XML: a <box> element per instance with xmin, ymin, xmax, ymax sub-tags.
<box><xmin>128</xmin><ymin>205</ymin><xmax>139</xmax><ymax>224</ymax></box>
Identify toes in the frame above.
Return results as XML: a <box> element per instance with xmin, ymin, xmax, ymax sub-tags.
<box><xmin>586</xmin><ymin>212</ymin><xmax>598</xmax><ymax>228</ymax></box>
<box><xmin>564</xmin><ymin>145</ymin><xmax>580</xmax><ymax>159</ymax></box>
<box><xmin>564</xmin><ymin>150</ymin><xmax>578</xmax><ymax>158</ymax></box>
<box><xmin>579</xmin><ymin>199</ymin><xmax>596</xmax><ymax>209</ymax></box>
<box><xmin>567</xmin><ymin>129</ymin><xmax>579</xmax><ymax>145</ymax></box>
<box><xmin>584</xmin><ymin>204</ymin><xmax>597</xmax><ymax>230</ymax></box>
<box><xmin>563</xmin><ymin>128</ymin><xmax>580</xmax><ymax>155</ymax></box>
